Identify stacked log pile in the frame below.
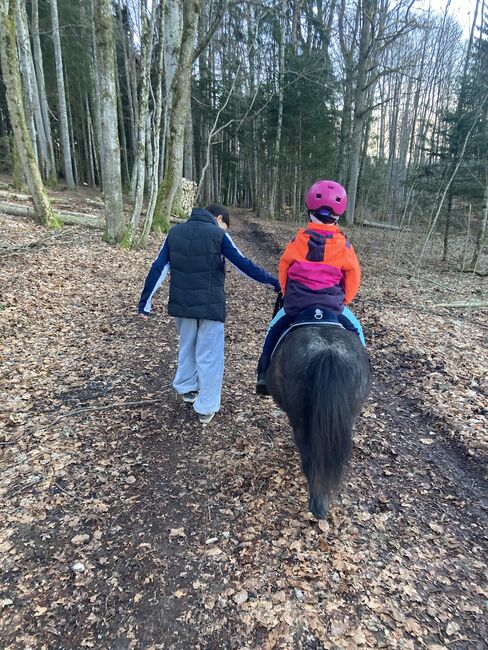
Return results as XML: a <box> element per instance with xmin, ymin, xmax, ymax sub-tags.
<box><xmin>180</xmin><ymin>178</ymin><xmax>197</xmax><ymax>216</ymax></box>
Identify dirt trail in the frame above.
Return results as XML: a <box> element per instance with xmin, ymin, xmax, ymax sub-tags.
<box><xmin>1</xmin><ymin>210</ymin><xmax>487</xmax><ymax>649</ymax></box>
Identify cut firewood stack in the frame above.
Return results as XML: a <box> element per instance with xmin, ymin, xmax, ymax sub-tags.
<box><xmin>181</xmin><ymin>178</ymin><xmax>198</xmax><ymax>216</ymax></box>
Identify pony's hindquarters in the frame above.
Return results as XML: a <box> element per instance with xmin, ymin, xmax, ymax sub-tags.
<box><xmin>267</xmin><ymin>326</ymin><xmax>370</xmax><ymax>519</ymax></box>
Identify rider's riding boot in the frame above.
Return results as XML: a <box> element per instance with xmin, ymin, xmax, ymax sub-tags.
<box><xmin>256</xmin><ymin>354</ymin><xmax>270</xmax><ymax>396</ymax></box>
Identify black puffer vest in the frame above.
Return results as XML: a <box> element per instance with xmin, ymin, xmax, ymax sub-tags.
<box><xmin>167</xmin><ymin>209</ymin><xmax>226</xmax><ymax>322</ymax></box>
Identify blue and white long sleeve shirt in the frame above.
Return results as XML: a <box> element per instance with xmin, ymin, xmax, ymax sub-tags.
<box><xmin>138</xmin><ymin>233</ymin><xmax>279</xmax><ymax>316</ymax></box>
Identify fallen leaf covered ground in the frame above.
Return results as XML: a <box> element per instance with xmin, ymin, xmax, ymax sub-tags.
<box><xmin>0</xmin><ymin>197</ymin><xmax>487</xmax><ymax>649</ymax></box>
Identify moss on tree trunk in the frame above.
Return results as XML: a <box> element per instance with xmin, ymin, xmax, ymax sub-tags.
<box><xmin>152</xmin><ymin>0</ymin><xmax>201</xmax><ymax>232</ymax></box>
<box><xmin>0</xmin><ymin>0</ymin><xmax>59</xmax><ymax>229</ymax></box>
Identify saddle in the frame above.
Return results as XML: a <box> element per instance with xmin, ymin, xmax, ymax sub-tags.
<box><xmin>271</xmin><ymin>307</ymin><xmax>345</xmax><ymax>359</ymax></box>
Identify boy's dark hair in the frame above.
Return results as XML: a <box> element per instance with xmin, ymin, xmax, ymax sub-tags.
<box><xmin>206</xmin><ymin>204</ymin><xmax>230</xmax><ymax>227</ymax></box>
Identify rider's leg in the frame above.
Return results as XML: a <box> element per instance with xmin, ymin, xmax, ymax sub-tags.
<box><xmin>339</xmin><ymin>306</ymin><xmax>366</xmax><ymax>347</ymax></box>
<box><xmin>256</xmin><ymin>309</ymin><xmax>294</xmax><ymax>394</ymax></box>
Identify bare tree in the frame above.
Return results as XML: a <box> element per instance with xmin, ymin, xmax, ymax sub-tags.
<box><xmin>31</xmin><ymin>0</ymin><xmax>56</xmax><ymax>184</ymax></box>
<box><xmin>153</xmin><ymin>0</ymin><xmax>202</xmax><ymax>231</ymax></box>
<box><xmin>49</xmin><ymin>0</ymin><xmax>74</xmax><ymax>189</ymax></box>
<box><xmin>15</xmin><ymin>0</ymin><xmax>55</xmax><ymax>184</ymax></box>
<box><xmin>124</xmin><ymin>0</ymin><xmax>156</xmax><ymax>247</ymax></box>
<box><xmin>139</xmin><ymin>0</ymin><xmax>166</xmax><ymax>245</ymax></box>
<box><xmin>94</xmin><ymin>0</ymin><xmax>124</xmax><ymax>243</ymax></box>
<box><xmin>269</xmin><ymin>0</ymin><xmax>286</xmax><ymax>217</ymax></box>
<box><xmin>344</xmin><ymin>0</ymin><xmax>416</xmax><ymax>225</ymax></box>
<box><xmin>0</xmin><ymin>0</ymin><xmax>58</xmax><ymax>227</ymax></box>
<box><xmin>469</xmin><ymin>174</ymin><xmax>488</xmax><ymax>272</ymax></box>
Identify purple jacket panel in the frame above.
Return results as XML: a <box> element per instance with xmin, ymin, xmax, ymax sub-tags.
<box><xmin>284</xmin><ymin>279</ymin><xmax>345</xmax><ymax>317</ymax></box>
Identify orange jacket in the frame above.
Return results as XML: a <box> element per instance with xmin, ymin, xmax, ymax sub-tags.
<box><xmin>279</xmin><ymin>223</ymin><xmax>361</xmax><ymax>313</ymax></box>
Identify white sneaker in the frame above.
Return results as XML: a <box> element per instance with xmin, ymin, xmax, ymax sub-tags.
<box><xmin>197</xmin><ymin>412</ymin><xmax>215</xmax><ymax>425</ymax></box>
<box><xmin>182</xmin><ymin>391</ymin><xmax>198</xmax><ymax>403</ymax></box>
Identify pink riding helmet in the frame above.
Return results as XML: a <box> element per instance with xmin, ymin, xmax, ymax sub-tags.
<box><xmin>305</xmin><ymin>180</ymin><xmax>348</xmax><ymax>216</ymax></box>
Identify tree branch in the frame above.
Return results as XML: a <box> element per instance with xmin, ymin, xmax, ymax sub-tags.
<box><xmin>193</xmin><ymin>0</ymin><xmax>229</xmax><ymax>62</ymax></box>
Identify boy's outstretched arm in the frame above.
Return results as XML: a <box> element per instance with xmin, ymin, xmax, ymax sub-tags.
<box><xmin>138</xmin><ymin>240</ymin><xmax>170</xmax><ymax>315</ymax></box>
<box><xmin>221</xmin><ymin>233</ymin><xmax>279</xmax><ymax>289</ymax></box>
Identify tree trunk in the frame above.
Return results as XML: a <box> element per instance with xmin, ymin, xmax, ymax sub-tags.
<box><xmin>345</xmin><ymin>0</ymin><xmax>372</xmax><ymax>226</ymax></box>
<box><xmin>0</xmin><ymin>201</ymin><xmax>103</xmax><ymax>228</ymax></box>
<box><xmin>14</xmin><ymin>0</ymin><xmax>36</xmax><ymax>159</ymax></box>
<box><xmin>153</xmin><ymin>0</ymin><xmax>201</xmax><ymax>232</ymax></box>
<box><xmin>119</xmin><ymin>9</ymin><xmax>138</xmax><ymax>165</ymax></box>
<box><xmin>470</xmin><ymin>175</ymin><xmax>488</xmax><ymax>271</ymax></box>
<box><xmin>184</xmin><ymin>101</ymin><xmax>194</xmax><ymax>180</ymax></box>
<box><xmin>442</xmin><ymin>189</ymin><xmax>453</xmax><ymax>262</ymax></box>
<box><xmin>66</xmin><ymin>85</ymin><xmax>78</xmax><ymax>185</ymax></box>
<box><xmin>86</xmin><ymin>94</ymin><xmax>99</xmax><ymax>187</ymax></box>
<box><xmin>337</xmin><ymin>58</ymin><xmax>354</xmax><ymax>185</ymax></box>
<box><xmin>116</xmin><ymin>71</ymin><xmax>130</xmax><ymax>187</ymax></box>
<box><xmin>139</xmin><ymin>1</ymin><xmax>166</xmax><ymax>246</ymax></box>
<box><xmin>157</xmin><ymin>0</ymin><xmax>183</xmax><ymax>186</ymax></box>
<box><xmin>346</xmin><ymin>96</ymin><xmax>367</xmax><ymax>226</ymax></box>
<box><xmin>291</xmin><ymin>0</ymin><xmax>304</xmax><ymax>54</ymax></box>
<box><xmin>82</xmin><ymin>100</ymin><xmax>94</xmax><ymax>186</ymax></box>
<box><xmin>31</xmin><ymin>0</ymin><xmax>56</xmax><ymax>184</ymax></box>
<box><xmin>269</xmin><ymin>0</ymin><xmax>286</xmax><ymax>218</ymax></box>
<box><xmin>89</xmin><ymin>28</ymin><xmax>103</xmax><ymax>187</ymax></box>
<box><xmin>164</xmin><ymin>0</ymin><xmax>184</xmax><ymax>100</ymax></box>
<box><xmin>0</xmin><ymin>0</ymin><xmax>58</xmax><ymax>228</ymax></box>
<box><xmin>124</xmin><ymin>2</ymin><xmax>155</xmax><ymax>247</ymax></box>
<box><xmin>12</xmin><ymin>136</ymin><xmax>25</xmax><ymax>190</ymax></box>
<box><xmin>336</xmin><ymin>0</ymin><xmax>359</xmax><ymax>186</ymax></box>
<box><xmin>49</xmin><ymin>0</ymin><xmax>74</xmax><ymax>189</ymax></box>
<box><xmin>16</xmin><ymin>0</ymin><xmax>52</xmax><ymax>183</ymax></box>
<box><xmin>93</xmin><ymin>0</ymin><xmax>124</xmax><ymax>244</ymax></box>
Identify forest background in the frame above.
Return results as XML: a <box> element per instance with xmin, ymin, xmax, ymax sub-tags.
<box><xmin>1</xmin><ymin>2</ymin><xmax>488</xmax><ymax>646</ymax></box>
<box><xmin>0</xmin><ymin>0</ymin><xmax>486</xmax><ymax>275</ymax></box>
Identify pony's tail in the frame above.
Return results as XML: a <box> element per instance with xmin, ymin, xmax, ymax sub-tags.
<box><xmin>305</xmin><ymin>349</ymin><xmax>354</xmax><ymax>511</ymax></box>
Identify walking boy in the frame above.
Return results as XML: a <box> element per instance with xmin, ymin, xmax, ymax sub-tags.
<box><xmin>138</xmin><ymin>204</ymin><xmax>279</xmax><ymax>424</ymax></box>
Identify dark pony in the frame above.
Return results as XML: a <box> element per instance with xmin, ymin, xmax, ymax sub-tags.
<box><xmin>266</xmin><ymin>322</ymin><xmax>370</xmax><ymax>519</ymax></box>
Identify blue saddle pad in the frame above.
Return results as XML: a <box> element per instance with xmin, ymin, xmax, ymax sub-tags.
<box><xmin>271</xmin><ymin>307</ymin><xmax>344</xmax><ymax>359</ymax></box>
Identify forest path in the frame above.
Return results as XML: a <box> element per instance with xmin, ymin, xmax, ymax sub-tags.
<box><xmin>1</xmin><ymin>210</ymin><xmax>486</xmax><ymax>649</ymax></box>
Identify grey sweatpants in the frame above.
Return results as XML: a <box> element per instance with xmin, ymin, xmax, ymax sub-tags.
<box><xmin>172</xmin><ymin>318</ymin><xmax>225</xmax><ymax>415</ymax></box>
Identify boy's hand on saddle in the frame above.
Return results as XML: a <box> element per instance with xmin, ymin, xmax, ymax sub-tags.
<box><xmin>273</xmin><ymin>289</ymin><xmax>285</xmax><ymax>315</ymax></box>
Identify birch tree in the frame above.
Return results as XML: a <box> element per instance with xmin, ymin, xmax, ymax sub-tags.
<box><xmin>15</xmin><ymin>0</ymin><xmax>54</xmax><ymax>183</ymax></box>
<box><xmin>139</xmin><ymin>1</ymin><xmax>166</xmax><ymax>245</ymax></box>
<box><xmin>31</xmin><ymin>0</ymin><xmax>56</xmax><ymax>184</ymax></box>
<box><xmin>159</xmin><ymin>0</ymin><xmax>183</xmax><ymax>185</ymax></box>
<box><xmin>49</xmin><ymin>0</ymin><xmax>74</xmax><ymax>189</ymax></box>
<box><xmin>153</xmin><ymin>0</ymin><xmax>202</xmax><ymax>232</ymax></box>
<box><xmin>14</xmin><ymin>0</ymin><xmax>35</xmax><ymax>157</ymax></box>
<box><xmin>94</xmin><ymin>0</ymin><xmax>124</xmax><ymax>244</ymax></box>
<box><xmin>123</xmin><ymin>1</ymin><xmax>156</xmax><ymax>247</ymax></box>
